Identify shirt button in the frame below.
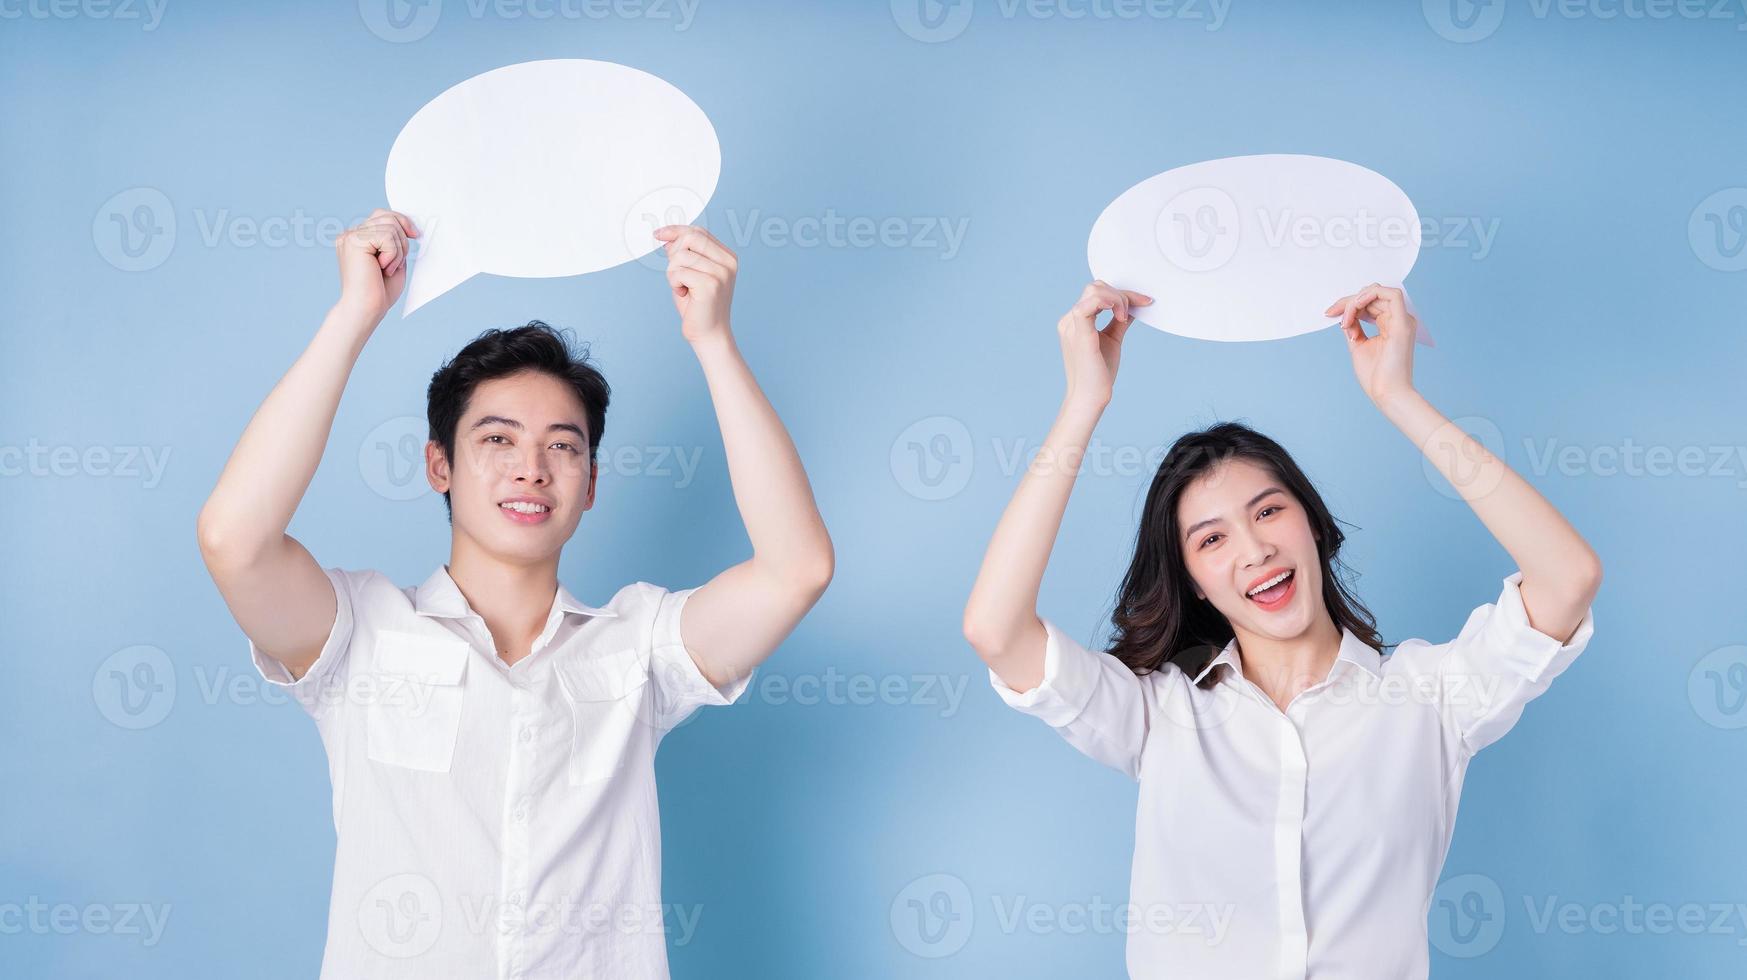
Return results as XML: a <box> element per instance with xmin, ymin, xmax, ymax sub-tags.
<box><xmin>520</xmin><ymin>726</ymin><xmax>535</xmax><ymax>744</ymax></box>
<box><xmin>514</xmin><ymin>800</ymin><xmax>530</xmax><ymax>823</ymax></box>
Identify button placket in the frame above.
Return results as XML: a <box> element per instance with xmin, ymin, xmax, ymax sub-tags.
<box><xmin>498</xmin><ymin>681</ymin><xmax>536</xmax><ymax>980</ymax></box>
<box><xmin>1273</xmin><ymin>713</ymin><xmax>1309</xmax><ymax>980</ymax></box>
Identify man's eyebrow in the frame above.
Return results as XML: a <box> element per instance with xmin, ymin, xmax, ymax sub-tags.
<box><xmin>469</xmin><ymin>416</ymin><xmax>588</xmax><ymax>440</ymax></box>
<box><xmin>1182</xmin><ymin>487</ymin><xmax>1286</xmax><ymax>541</ymax></box>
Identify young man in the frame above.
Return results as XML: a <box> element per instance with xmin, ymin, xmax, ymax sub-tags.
<box><xmin>197</xmin><ymin>208</ymin><xmax>834</xmax><ymax>979</ymax></box>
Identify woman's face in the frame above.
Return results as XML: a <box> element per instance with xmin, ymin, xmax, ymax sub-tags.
<box><xmin>1176</xmin><ymin>457</ymin><xmax>1323</xmax><ymax>643</ymax></box>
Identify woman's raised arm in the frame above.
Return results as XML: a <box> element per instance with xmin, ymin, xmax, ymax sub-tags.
<box><xmin>962</xmin><ymin>281</ymin><xmax>1151</xmax><ymax>693</ymax></box>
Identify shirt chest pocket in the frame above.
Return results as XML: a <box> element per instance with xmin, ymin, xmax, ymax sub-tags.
<box><xmin>554</xmin><ymin>647</ymin><xmax>650</xmax><ymax>787</ymax></box>
<box><xmin>365</xmin><ymin>630</ymin><xmax>470</xmax><ymax>773</ymax></box>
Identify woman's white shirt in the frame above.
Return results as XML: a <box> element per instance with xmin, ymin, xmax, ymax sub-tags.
<box><xmin>988</xmin><ymin>571</ymin><xmax>1595</xmax><ymax>980</ymax></box>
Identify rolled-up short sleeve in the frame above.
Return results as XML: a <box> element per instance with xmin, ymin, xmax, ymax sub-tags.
<box><xmin>646</xmin><ymin>584</ymin><xmax>751</xmax><ymax>734</ymax></box>
<box><xmin>1423</xmin><ymin>570</ymin><xmax>1595</xmax><ymax>757</ymax></box>
<box><xmin>987</xmin><ymin>617</ymin><xmax>1152</xmax><ymax>780</ymax></box>
<box><xmin>249</xmin><ymin>566</ymin><xmax>356</xmax><ymax>717</ymax></box>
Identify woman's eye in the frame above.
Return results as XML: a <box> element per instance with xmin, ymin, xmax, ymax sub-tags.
<box><xmin>1259</xmin><ymin>505</ymin><xmax>1280</xmax><ymax>519</ymax></box>
<box><xmin>1200</xmin><ymin>533</ymin><xmax>1221</xmax><ymax>549</ymax></box>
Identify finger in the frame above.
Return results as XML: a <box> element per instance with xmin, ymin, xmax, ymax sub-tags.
<box><xmin>1342</xmin><ymin>314</ymin><xmax>1366</xmax><ymax>346</ymax></box>
<box><xmin>1068</xmin><ymin>291</ymin><xmax>1111</xmax><ymax>320</ymax></box>
<box><xmin>664</xmin><ymin>226</ymin><xmax>736</xmax><ymax>269</ymax></box>
<box><xmin>1104</xmin><ymin>314</ymin><xmax>1134</xmax><ymax>345</ymax></box>
<box><xmin>1121</xmin><ymin>289</ymin><xmax>1154</xmax><ymax>307</ymax></box>
<box><xmin>667</xmin><ymin>266</ymin><xmax>715</xmax><ymax>295</ymax></box>
<box><xmin>1086</xmin><ymin>282</ymin><xmax>1132</xmax><ymax>322</ymax></box>
<box><xmin>1347</xmin><ymin>286</ymin><xmax>1381</xmax><ymax>325</ymax></box>
<box><xmin>358</xmin><ymin>227</ymin><xmax>401</xmax><ymax>270</ymax></box>
<box><xmin>376</xmin><ymin>227</ymin><xmax>406</xmax><ymax>271</ymax></box>
<box><xmin>667</xmin><ymin>248</ymin><xmax>730</xmax><ymax>280</ymax></box>
<box><xmin>664</xmin><ymin>267</ymin><xmax>691</xmax><ymax>299</ymax></box>
<box><xmin>365</xmin><ymin>208</ymin><xmax>416</xmax><ymax>237</ymax></box>
<box><xmin>1069</xmin><ymin>291</ymin><xmax>1122</xmax><ymax>328</ymax></box>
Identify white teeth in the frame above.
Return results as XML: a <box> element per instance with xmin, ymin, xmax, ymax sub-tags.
<box><xmin>1247</xmin><ymin>570</ymin><xmax>1292</xmax><ymax>597</ymax></box>
<box><xmin>499</xmin><ymin>501</ymin><xmax>550</xmax><ymax>514</ymax></box>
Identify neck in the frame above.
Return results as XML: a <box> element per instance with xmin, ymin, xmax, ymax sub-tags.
<box><xmin>1232</xmin><ymin>609</ymin><xmax>1343</xmax><ymax>710</ymax></box>
<box><xmin>447</xmin><ymin>532</ymin><xmax>562</xmax><ymax>665</ymax></box>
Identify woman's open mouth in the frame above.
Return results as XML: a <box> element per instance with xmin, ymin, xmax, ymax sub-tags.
<box><xmin>1245</xmin><ymin>569</ymin><xmax>1295</xmax><ymax>611</ymax></box>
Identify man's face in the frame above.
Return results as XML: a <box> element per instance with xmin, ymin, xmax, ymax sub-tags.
<box><xmin>428</xmin><ymin>369</ymin><xmax>595</xmax><ymax>562</ymax></box>
<box><xmin>1177</xmin><ymin>457</ymin><xmax>1322</xmax><ymax>643</ymax></box>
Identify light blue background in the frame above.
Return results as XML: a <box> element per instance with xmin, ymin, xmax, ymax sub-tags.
<box><xmin>3</xmin><ymin>0</ymin><xmax>1744</xmax><ymax>976</ymax></box>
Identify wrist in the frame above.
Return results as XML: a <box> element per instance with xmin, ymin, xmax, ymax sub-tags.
<box><xmin>687</xmin><ymin>326</ymin><xmax>737</xmax><ymax>357</ymax></box>
<box><xmin>1061</xmin><ymin>390</ymin><xmax>1109</xmax><ymax>423</ymax></box>
<box><xmin>1371</xmin><ymin>385</ymin><xmax>1423</xmax><ymax>416</ymax></box>
<box><xmin>330</xmin><ymin>296</ymin><xmax>386</xmax><ymax>330</ymax></box>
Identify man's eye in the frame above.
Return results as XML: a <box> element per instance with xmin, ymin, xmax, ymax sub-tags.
<box><xmin>485</xmin><ymin>434</ymin><xmax>509</xmax><ymax>445</ymax></box>
<box><xmin>551</xmin><ymin>443</ymin><xmax>575</xmax><ymax>452</ymax></box>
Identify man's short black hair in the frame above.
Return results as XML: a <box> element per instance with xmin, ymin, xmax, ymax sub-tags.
<box><xmin>426</xmin><ymin>320</ymin><xmax>610</xmax><ymax>520</ymax></box>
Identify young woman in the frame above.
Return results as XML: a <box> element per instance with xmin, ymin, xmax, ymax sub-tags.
<box><xmin>962</xmin><ymin>281</ymin><xmax>1601</xmax><ymax>979</ymax></box>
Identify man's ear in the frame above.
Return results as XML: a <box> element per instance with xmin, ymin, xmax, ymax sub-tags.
<box><xmin>583</xmin><ymin>456</ymin><xmax>598</xmax><ymax>511</ymax></box>
<box><xmin>426</xmin><ymin>440</ymin><xmax>450</xmax><ymax>495</ymax></box>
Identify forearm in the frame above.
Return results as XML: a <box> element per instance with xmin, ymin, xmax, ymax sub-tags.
<box><xmin>197</xmin><ymin>302</ymin><xmax>379</xmax><ymax>562</ymax></box>
<box><xmin>963</xmin><ymin>395</ymin><xmax>1104</xmax><ymax>657</ymax></box>
<box><xmin>1380</xmin><ymin>389</ymin><xmax>1601</xmax><ymax>591</ymax></box>
<box><xmin>689</xmin><ymin>332</ymin><xmax>833</xmax><ymax>585</ymax></box>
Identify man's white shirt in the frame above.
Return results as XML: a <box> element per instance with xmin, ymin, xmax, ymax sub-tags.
<box><xmin>252</xmin><ymin>564</ymin><xmax>748</xmax><ymax>980</ymax></box>
<box><xmin>989</xmin><ymin>571</ymin><xmax>1596</xmax><ymax>980</ymax></box>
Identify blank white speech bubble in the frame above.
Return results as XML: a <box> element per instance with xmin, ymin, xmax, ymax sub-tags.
<box><xmin>386</xmin><ymin>59</ymin><xmax>721</xmax><ymax>316</ymax></box>
<box><xmin>1088</xmin><ymin>154</ymin><xmax>1433</xmax><ymax>345</ymax></box>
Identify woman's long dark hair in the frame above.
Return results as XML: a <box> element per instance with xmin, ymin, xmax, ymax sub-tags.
<box><xmin>1106</xmin><ymin>421</ymin><xmax>1385</xmax><ymax>681</ymax></box>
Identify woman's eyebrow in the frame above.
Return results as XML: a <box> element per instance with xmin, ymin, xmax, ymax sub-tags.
<box><xmin>1182</xmin><ymin>487</ymin><xmax>1286</xmax><ymax>540</ymax></box>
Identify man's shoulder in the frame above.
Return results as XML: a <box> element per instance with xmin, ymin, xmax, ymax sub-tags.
<box><xmin>317</xmin><ymin>566</ymin><xmax>418</xmax><ymax>610</ymax></box>
<box><xmin>589</xmin><ymin>580</ymin><xmax>691</xmax><ymax>614</ymax></box>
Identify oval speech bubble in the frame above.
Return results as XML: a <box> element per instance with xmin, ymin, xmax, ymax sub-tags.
<box><xmin>386</xmin><ymin>59</ymin><xmax>721</xmax><ymax>316</ymax></box>
<box><xmin>1087</xmin><ymin>154</ymin><xmax>1432</xmax><ymax>345</ymax></box>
